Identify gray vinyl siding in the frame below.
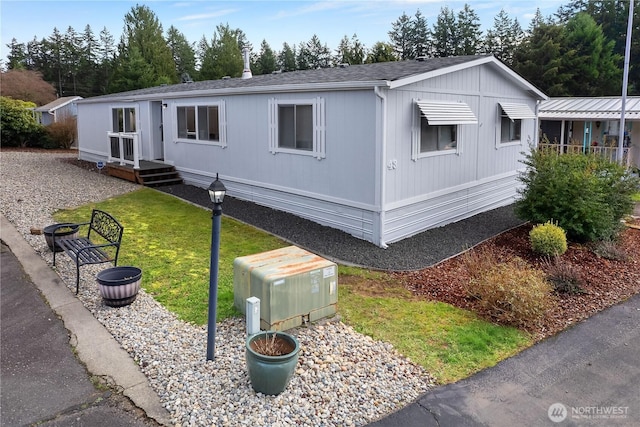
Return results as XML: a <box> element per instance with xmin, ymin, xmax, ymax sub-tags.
<box><xmin>76</xmin><ymin>57</ymin><xmax>545</xmax><ymax>247</ymax></box>
<box><xmin>163</xmin><ymin>90</ymin><xmax>377</xmax><ymax>206</ymax></box>
<box><xmin>162</xmin><ymin>90</ymin><xmax>380</xmax><ymax>242</ymax></box>
<box><xmin>380</xmin><ymin>64</ymin><xmax>537</xmax><ymax>244</ymax></box>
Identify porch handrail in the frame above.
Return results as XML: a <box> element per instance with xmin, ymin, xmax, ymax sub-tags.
<box><xmin>538</xmin><ymin>142</ymin><xmax>632</xmax><ymax>168</ymax></box>
<box><xmin>107</xmin><ymin>131</ymin><xmax>140</xmax><ymax>169</ymax></box>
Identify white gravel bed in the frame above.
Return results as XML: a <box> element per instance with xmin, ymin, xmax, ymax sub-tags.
<box><xmin>0</xmin><ymin>151</ymin><xmax>436</xmax><ymax>426</ymax></box>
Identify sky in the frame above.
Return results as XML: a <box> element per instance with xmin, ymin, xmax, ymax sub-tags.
<box><xmin>0</xmin><ymin>0</ymin><xmax>567</xmax><ymax>62</ymax></box>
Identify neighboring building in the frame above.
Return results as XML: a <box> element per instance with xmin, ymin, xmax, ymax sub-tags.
<box><xmin>75</xmin><ymin>55</ymin><xmax>547</xmax><ymax>248</ymax></box>
<box><xmin>538</xmin><ymin>97</ymin><xmax>640</xmax><ymax>168</ymax></box>
<box><xmin>34</xmin><ymin>96</ymin><xmax>83</xmax><ymax>126</ymax></box>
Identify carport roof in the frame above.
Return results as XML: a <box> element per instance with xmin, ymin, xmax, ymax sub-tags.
<box><xmin>539</xmin><ymin>96</ymin><xmax>640</xmax><ymax>120</ymax></box>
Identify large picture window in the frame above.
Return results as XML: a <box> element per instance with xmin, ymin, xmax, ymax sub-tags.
<box><xmin>175</xmin><ymin>101</ymin><xmax>226</xmax><ymax>146</ymax></box>
<box><xmin>412</xmin><ymin>99</ymin><xmax>477</xmax><ymax>160</ymax></box>
<box><xmin>269</xmin><ymin>98</ymin><xmax>325</xmax><ymax>158</ymax></box>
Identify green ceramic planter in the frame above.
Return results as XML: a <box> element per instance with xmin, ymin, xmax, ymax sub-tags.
<box><xmin>245</xmin><ymin>331</ymin><xmax>300</xmax><ymax>395</ymax></box>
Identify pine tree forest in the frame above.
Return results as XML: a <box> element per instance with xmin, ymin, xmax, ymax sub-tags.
<box><xmin>3</xmin><ymin>1</ymin><xmax>639</xmax><ymax>102</ymax></box>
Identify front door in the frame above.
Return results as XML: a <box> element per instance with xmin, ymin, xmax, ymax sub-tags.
<box><xmin>151</xmin><ymin>101</ymin><xmax>164</xmax><ymax>161</ymax></box>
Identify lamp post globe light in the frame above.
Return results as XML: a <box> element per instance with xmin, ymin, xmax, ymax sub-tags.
<box><xmin>206</xmin><ymin>174</ymin><xmax>226</xmax><ymax>361</ymax></box>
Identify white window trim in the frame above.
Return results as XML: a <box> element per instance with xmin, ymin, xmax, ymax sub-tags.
<box><xmin>412</xmin><ymin>100</ymin><xmax>472</xmax><ymax>160</ymax></box>
<box><xmin>109</xmin><ymin>104</ymin><xmax>139</xmax><ymax>134</ymax></box>
<box><xmin>268</xmin><ymin>97</ymin><xmax>326</xmax><ymax>159</ymax></box>
<box><xmin>173</xmin><ymin>100</ymin><xmax>227</xmax><ymax>147</ymax></box>
<box><xmin>495</xmin><ymin>102</ymin><xmax>534</xmax><ymax>148</ymax></box>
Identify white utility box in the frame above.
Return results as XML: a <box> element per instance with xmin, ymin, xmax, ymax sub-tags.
<box><xmin>233</xmin><ymin>246</ymin><xmax>338</xmax><ymax>331</ymax></box>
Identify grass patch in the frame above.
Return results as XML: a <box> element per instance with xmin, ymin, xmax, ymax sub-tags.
<box><xmin>55</xmin><ymin>188</ymin><xmax>532</xmax><ymax>383</ymax></box>
<box><xmin>338</xmin><ymin>273</ymin><xmax>532</xmax><ymax>383</ymax></box>
<box><xmin>54</xmin><ymin>188</ymin><xmax>287</xmax><ymax>324</ymax></box>
<box><xmin>632</xmin><ymin>192</ymin><xmax>640</xmax><ymax>202</ymax></box>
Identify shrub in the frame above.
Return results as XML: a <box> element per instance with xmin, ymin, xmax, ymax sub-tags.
<box><xmin>0</xmin><ymin>96</ymin><xmax>43</xmax><ymax>147</ymax></box>
<box><xmin>46</xmin><ymin>116</ymin><xmax>77</xmax><ymax>149</ymax></box>
<box><xmin>464</xmin><ymin>255</ymin><xmax>554</xmax><ymax>329</ymax></box>
<box><xmin>592</xmin><ymin>239</ymin><xmax>629</xmax><ymax>261</ymax></box>
<box><xmin>529</xmin><ymin>221</ymin><xmax>567</xmax><ymax>256</ymax></box>
<box><xmin>516</xmin><ymin>147</ymin><xmax>640</xmax><ymax>242</ymax></box>
<box><xmin>542</xmin><ymin>257</ymin><xmax>584</xmax><ymax>294</ymax></box>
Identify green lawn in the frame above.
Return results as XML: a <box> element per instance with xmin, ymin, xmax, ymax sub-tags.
<box><xmin>54</xmin><ymin>188</ymin><xmax>532</xmax><ymax>383</ymax></box>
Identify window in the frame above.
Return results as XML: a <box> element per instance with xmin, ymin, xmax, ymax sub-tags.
<box><xmin>412</xmin><ymin>100</ymin><xmax>477</xmax><ymax>160</ymax></box>
<box><xmin>269</xmin><ymin>98</ymin><xmax>325</xmax><ymax>158</ymax></box>
<box><xmin>278</xmin><ymin>105</ymin><xmax>313</xmax><ymax>150</ymax></box>
<box><xmin>111</xmin><ymin>107</ymin><xmax>136</xmax><ymax>133</ymax></box>
<box><xmin>498</xmin><ymin>102</ymin><xmax>535</xmax><ymax>145</ymax></box>
<box><xmin>175</xmin><ymin>101</ymin><xmax>226</xmax><ymax>146</ymax></box>
<box><xmin>420</xmin><ymin>121</ymin><xmax>457</xmax><ymax>153</ymax></box>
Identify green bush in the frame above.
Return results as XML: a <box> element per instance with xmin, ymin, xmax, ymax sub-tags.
<box><xmin>465</xmin><ymin>254</ymin><xmax>554</xmax><ymax>329</ymax></box>
<box><xmin>529</xmin><ymin>221</ymin><xmax>567</xmax><ymax>256</ymax></box>
<box><xmin>0</xmin><ymin>96</ymin><xmax>43</xmax><ymax>147</ymax></box>
<box><xmin>516</xmin><ymin>148</ymin><xmax>640</xmax><ymax>242</ymax></box>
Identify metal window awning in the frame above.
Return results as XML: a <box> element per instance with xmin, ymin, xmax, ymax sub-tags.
<box><xmin>416</xmin><ymin>100</ymin><xmax>478</xmax><ymax>125</ymax></box>
<box><xmin>499</xmin><ymin>102</ymin><xmax>536</xmax><ymax>120</ymax></box>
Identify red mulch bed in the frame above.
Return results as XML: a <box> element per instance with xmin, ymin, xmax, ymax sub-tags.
<box><xmin>395</xmin><ymin>222</ymin><xmax>640</xmax><ymax>341</ymax></box>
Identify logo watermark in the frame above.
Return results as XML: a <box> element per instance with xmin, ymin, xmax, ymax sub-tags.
<box><xmin>548</xmin><ymin>403</ymin><xmax>567</xmax><ymax>423</ymax></box>
<box><xmin>548</xmin><ymin>402</ymin><xmax>629</xmax><ymax>423</ymax></box>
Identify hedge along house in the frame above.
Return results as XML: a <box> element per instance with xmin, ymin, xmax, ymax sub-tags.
<box><xmin>75</xmin><ymin>55</ymin><xmax>547</xmax><ymax>248</ymax></box>
<box><xmin>538</xmin><ymin>96</ymin><xmax>640</xmax><ymax>169</ymax></box>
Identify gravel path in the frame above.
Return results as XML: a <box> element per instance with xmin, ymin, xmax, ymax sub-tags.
<box><xmin>0</xmin><ymin>151</ymin><xmax>437</xmax><ymax>426</ymax></box>
<box><xmin>158</xmin><ymin>185</ymin><xmax>524</xmax><ymax>271</ymax></box>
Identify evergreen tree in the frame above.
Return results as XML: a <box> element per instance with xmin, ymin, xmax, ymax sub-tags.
<box><xmin>456</xmin><ymin>4</ymin><xmax>482</xmax><ymax>55</ymax></box>
<box><xmin>109</xmin><ymin>44</ymin><xmax>156</xmax><ymax>92</ymax></box>
<box><xmin>562</xmin><ymin>12</ymin><xmax>622</xmax><ymax>96</ymax></box>
<box><xmin>278</xmin><ymin>43</ymin><xmax>297</xmax><ymax>71</ymax></box>
<box><xmin>96</xmin><ymin>27</ymin><xmax>116</xmax><ymax>94</ymax></box>
<box><xmin>513</xmin><ymin>22</ymin><xmax>569</xmax><ymax>96</ymax></box>
<box><xmin>431</xmin><ymin>6</ymin><xmax>457</xmax><ymax>57</ymax></box>
<box><xmin>254</xmin><ymin>39</ymin><xmax>277</xmax><ymax>75</ymax></box>
<box><xmin>484</xmin><ymin>9</ymin><xmax>524</xmax><ymax>65</ymax></box>
<box><xmin>117</xmin><ymin>4</ymin><xmax>177</xmax><ymax>88</ymax></box>
<box><xmin>335</xmin><ymin>34</ymin><xmax>365</xmax><ymax>65</ymax></box>
<box><xmin>297</xmin><ymin>35</ymin><xmax>332</xmax><ymax>69</ymax></box>
<box><xmin>411</xmin><ymin>10</ymin><xmax>430</xmax><ymax>58</ymax></box>
<box><xmin>166</xmin><ymin>25</ymin><xmax>196</xmax><ymax>82</ymax></box>
<box><xmin>198</xmin><ymin>24</ymin><xmax>243</xmax><ymax>80</ymax></box>
<box><xmin>388</xmin><ymin>12</ymin><xmax>413</xmax><ymax>60</ymax></box>
<box><xmin>6</xmin><ymin>39</ymin><xmax>26</xmax><ymax>70</ymax></box>
<box><xmin>365</xmin><ymin>42</ymin><xmax>396</xmax><ymax>63</ymax></box>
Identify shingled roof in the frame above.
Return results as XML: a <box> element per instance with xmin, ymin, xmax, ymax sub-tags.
<box><xmin>80</xmin><ymin>55</ymin><xmax>546</xmax><ymax>102</ymax></box>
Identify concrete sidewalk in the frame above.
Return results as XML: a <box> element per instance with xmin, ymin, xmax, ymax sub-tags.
<box><xmin>0</xmin><ymin>214</ymin><xmax>171</xmax><ymax>426</ymax></box>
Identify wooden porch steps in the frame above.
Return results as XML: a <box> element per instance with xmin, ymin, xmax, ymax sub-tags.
<box><xmin>107</xmin><ymin>161</ymin><xmax>183</xmax><ymax>187</ymax></box>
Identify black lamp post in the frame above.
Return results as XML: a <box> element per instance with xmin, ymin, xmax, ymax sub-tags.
<box><xmin>206</xmin><ymin>173</ymin><xmax>226</xmax><ymax>361</ymax></box>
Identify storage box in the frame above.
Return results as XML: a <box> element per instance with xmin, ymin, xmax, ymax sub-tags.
<box><xmin>233</xmin><ymin>246</ymin><xmax>338</xmax><ymax>331</ymax></box>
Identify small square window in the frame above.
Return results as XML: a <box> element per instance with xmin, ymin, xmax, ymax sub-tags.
<box><xmin>420</xmin><ymin>118</ymin><xmax>457</xmax><ymax>153</ymax></box>
<box><xmin>269</xmin><ymin>98</ymin><xmax>325</xmax><ymax>158</ymax></box>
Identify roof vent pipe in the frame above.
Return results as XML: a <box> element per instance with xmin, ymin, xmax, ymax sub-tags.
<box><xmin>241</xmin><ymin>47</ymin><xmax>252</xmax><ymax>79</ymax></box>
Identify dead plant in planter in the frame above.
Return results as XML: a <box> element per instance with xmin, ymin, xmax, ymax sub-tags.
<box><xmin>249</xmin><ymin>331</ymin><xmax>296</xmax><ymax>356</ymax></box>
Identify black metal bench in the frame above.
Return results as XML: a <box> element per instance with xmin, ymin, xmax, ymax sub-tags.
<box><xmin>52</xmin><ymin>209</ymin><xmax>124</xmax><ymax>294</ymax></box>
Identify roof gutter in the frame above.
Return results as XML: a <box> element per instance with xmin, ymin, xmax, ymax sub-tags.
<box><xmin>78</xmin><ymin>80</ymin><xmax>389</xmax><ymax>104</ymax></box>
